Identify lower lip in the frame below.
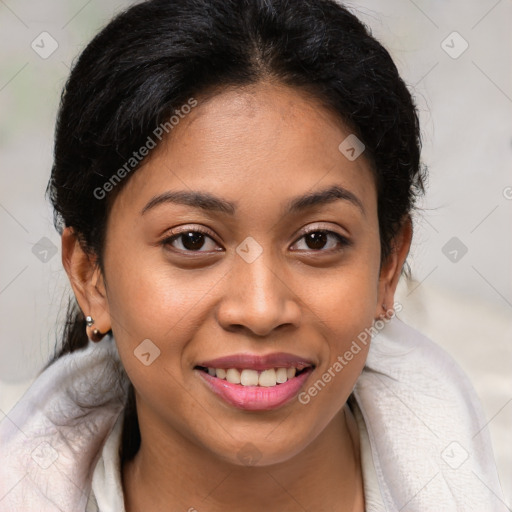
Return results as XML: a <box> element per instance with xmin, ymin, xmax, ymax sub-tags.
<box><xmin>197</xmin><ymin>368</ymin><xmax>313</xmax><ymax>411</ymax></box>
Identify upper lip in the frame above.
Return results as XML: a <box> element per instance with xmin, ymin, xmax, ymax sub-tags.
<box><xmin>195</xmin><ymin>352</ymin><xmax>316</xmax><ymax>371</ymax></box>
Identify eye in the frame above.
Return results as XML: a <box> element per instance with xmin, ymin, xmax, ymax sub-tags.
<box><xmin>161</xmin><ymin>228</ymin><xmax>222</xmax><ymax>253</ymax></box>
<box><xmin>291</xmin><ymin>228</ymin><xmax>350</xmax><ymax>252</ymax></box>
<box><xmin>161</xmin><ymin>226</ymin><xmax>350</xmax><ymax>255</ymax></box>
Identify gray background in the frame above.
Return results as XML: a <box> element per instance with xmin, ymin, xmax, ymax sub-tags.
<box><xmin>1</xmin><ymin>0</ymin><xmax>511</xmax><ymax>506</ymax></box>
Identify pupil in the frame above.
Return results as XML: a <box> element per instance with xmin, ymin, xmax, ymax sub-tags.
<box><xmin>182</xmin><ymin>232</ymin><xmax>205</xmax><ymax>251</ymax></box>
<box><xmin>306</xmin><ymin>232</ymin><xmax>326</xmax><ymax>250</ymax></box>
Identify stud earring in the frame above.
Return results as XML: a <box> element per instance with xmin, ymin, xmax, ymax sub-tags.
<box><xmin>85</xmin><ymin>315</ymin><xmax>105</xmax><ymax>342</ymax></box>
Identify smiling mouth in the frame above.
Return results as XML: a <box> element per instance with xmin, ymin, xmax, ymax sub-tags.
<box><xmin>194</xmin><ymin>364</ymin><xmax>313</xmax><ymax>388</ymax></box>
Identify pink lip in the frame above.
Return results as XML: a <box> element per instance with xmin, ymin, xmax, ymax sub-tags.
<box><xmin>196</xmin><ymin>367</ymin><xmax>314</xmax><ymax>411</ymax></box>
<box><xmin>196</xmin><ymin>352</ymin><xmax>315</xmax><ymax>371</ymax></box>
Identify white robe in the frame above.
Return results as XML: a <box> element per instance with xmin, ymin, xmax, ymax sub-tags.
<box><xmin>0</xmin><ymin>317</ymin><xmax>507</xmax><ymax>511</ymax></box>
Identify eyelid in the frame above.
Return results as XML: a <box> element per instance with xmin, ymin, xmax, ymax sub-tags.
<box><xmin>162</xmin><ymin>224</ymin><xmax>217</xmax><ymax>240</ymax></box>
<box><xmin>295</xmin><ymin>222</ymin><xmax>350</xmax><ymax>240</ymax></box>
<box><xmin>291</xmin><ymin>224</ymin><xmax>351</xmax><ymax>251</ymax></box>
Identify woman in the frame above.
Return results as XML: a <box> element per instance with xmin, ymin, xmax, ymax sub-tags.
<box><xmin>0</xmin><ymin>0</ymin><xmax>506</xmax><ymax>510</ymax></box>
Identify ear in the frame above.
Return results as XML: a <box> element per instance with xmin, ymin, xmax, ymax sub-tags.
<box><xmin>375</xmin><ymin>216</ymin><xmax>412</xmax><ymax>319</ymax></box>
<box><xmin>61</xmin><ymin>227</ymin><xmax>111</xmax><ymax>339</ymax></box>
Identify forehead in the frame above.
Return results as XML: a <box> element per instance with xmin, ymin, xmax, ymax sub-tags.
<box><xmin>111</xmin><ymin>81</ymin><xmax>377</xmax><ymax>220</ymax></box>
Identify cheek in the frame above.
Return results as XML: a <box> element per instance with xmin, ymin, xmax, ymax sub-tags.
<box><xmin>304</xmin><ymin>247</ymin><xmax>380</xmax><ymax>397</ymax></box>
<box><xmin>312</xmin><ymin>247</ymin><xmax>381</xmax><ymax>336</ymax></box>
<box><xmin>104</xmin><ymin>247</ymin><xmax>209</xmax><ymax>337</ymax></box>
<box><xmin>103</xmin><ymin>247</ymin><xmax>240</xmax><ymax>391</ymax></box>
<box><xmin>317</xmin><ymin>277</ymin><xmax>375</xmax><ymax>380</ymax></box>
<box><xmin>296</xmin><ymin>275</ymin><xmax>376</xmax><ymax>428</ymax></box>
<box><xmin>102</xmin><ymin>252</ymin><xmax>207</xmax><ymax>424</ymax></box>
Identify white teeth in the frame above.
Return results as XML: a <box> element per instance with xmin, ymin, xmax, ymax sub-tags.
<box><xmin>226</xmin><ymin>368</ymin><xmax>241</xmax><ymax>384</ymax></box>
<box><xmin>205</xmin><ymin>365</ymin><xmax>309</xmax><ymax>387</ymax></box>
<box><xmin>276</xmin><ymin>367</ymin><xmax>288</xmax><ymax>383</ymax></box>
<box><xmin>259</xmin><ymin>369</ymin><xmax>277</xmax><ymax>387</ymax></box>
<box><xmin>240</xmin><ymin>369</ymin><xmax>259</xmax><ymax>386</ymax></box>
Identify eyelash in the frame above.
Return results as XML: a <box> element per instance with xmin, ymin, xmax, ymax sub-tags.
<box><xmin>161</xmin><ymin>226</ymin><xmax>351</xmax><ymax>254</ymax></box>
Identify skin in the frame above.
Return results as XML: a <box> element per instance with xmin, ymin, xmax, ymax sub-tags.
<box><xmin>62</xmin><ymin>80</ymin><xmax>412</xmax><ymax>512</ymax></box>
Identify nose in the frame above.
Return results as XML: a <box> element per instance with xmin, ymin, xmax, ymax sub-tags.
<box><xmin>215</xmin><ymin>248</ymin><xmax>302</xmax><ymax>337</ymax></box>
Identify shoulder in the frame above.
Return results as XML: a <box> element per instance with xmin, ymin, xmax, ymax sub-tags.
<box><xmin>363</xmin><ymin>316</ymin><xmax>479</xmax><ymax>400</ymax></box>
<box><xmin>352</xmin><ymin>317</ymin><xmax>507</xmax><ymax>511</ymax></box>
<box><xmin>0</xmin><ymin>336</ymin><xmax>129</xmax><ymax>511</ymax></box>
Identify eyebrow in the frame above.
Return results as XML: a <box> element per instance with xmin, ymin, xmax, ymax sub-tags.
<box><xmin>141</xmin><ymin>184</ymin><xmax>365</xmax><ymax>217</ymax></box>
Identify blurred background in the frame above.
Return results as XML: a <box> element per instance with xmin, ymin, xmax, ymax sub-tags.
<box><xmin>0</xmin><ymin>0</ymin><xmax>511</xmax><ymax>506</ymax></box>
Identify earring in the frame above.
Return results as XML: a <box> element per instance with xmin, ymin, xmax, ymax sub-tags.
<box><xmin>85</xmin><ymin>315</ymin><xmax>105</xmax><ymax>342</ymax></box>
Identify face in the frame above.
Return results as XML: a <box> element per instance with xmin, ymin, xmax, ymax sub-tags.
<box><xmin>65</xmin><ymin>81</ymin><xmax>408</xmax><ymax>466</ymax></box>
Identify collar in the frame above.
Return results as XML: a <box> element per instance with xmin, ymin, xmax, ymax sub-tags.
<box><xmin>0</xmin><ymin>318</ymin><xmax>506</xmax><ymax>511</ymax></box>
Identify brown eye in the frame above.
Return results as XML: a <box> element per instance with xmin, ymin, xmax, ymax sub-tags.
<box><xmin>292</xmin><ymin>229</ymin><xmax>350</xmax><ymax>252</ymax></box>
<box><xmin>162</xmin><ymin>229</ymin><xmax>221</xmax><ymax>253</ymax></box>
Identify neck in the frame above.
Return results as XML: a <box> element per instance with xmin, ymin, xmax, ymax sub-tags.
<box><xmin>122</xmin><ymin>403</ymin><xmax>364</xmax><ymax>512</ymax></box>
